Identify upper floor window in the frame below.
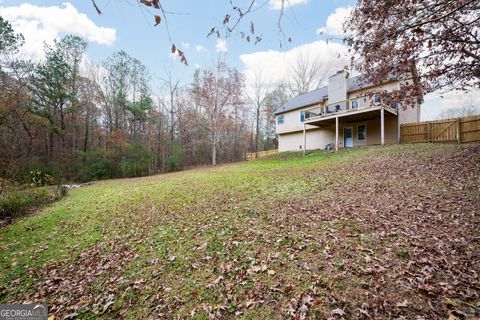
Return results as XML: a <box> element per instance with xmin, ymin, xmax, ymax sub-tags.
<box><xmin>335</xmin><ymin>105</ymin><xmax>341</xmax><ymax>112</ymax></box>
<box><xmin>277</xmin><ymin>115</ymin><xmax>284</xmax><ymax>125</ymax></box>
<box><xmin>300</xmin><ymin>111</ymin><xmax>305</xmax><ymax>122</ymax></box>
<box><xmin>352</xmin><ymin>100</ymin><xmax>359</xmax><ymax>109</ymax></box>
<box><xmin>373</xmin><ymin>94</ymin><xmax>382</xmax><ymax>104</ymax></box>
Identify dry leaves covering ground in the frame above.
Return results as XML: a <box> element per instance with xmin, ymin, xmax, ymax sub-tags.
<box><xmin>0</xmin><ymin>143</ymin><xmax>479</xmax><ymax>319</ymax></box>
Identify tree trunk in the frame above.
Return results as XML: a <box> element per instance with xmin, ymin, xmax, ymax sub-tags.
<box><xmin>211</xmin><ymin>132</ymin><xmax>216</xmax><ymax>166</ymax></box>
<box><xmin>255</xmin><ymin>105</ymin><xmax>260</xmax><ymax>157</ymax></box>
<box><xmin>84</xmin><ymin>111</ymin><xmax>89</xmax><ymax>153</ymax></box>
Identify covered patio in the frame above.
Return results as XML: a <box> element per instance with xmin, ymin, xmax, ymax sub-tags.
<box><xmin>303</xmin><ymin>105</ymin><xmax>398</xmax><ymax>153</ymax></box>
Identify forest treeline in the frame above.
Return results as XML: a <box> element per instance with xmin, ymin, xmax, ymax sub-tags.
<box><xmin>0</xmin><ymin>18</ymin><xmax>290</xmax><ymax>183</ymax></box>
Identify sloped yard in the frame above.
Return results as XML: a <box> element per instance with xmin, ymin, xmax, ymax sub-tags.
<box><xmin>0</xmin><ymin>144</ymin><xmax>479</xmax><ymax>319</ymax></box>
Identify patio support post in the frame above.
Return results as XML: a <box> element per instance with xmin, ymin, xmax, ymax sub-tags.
<box><xmin>303</xmin><ymin>122</ymin><xmax>306</xmax><ymax>156</ymax></box>
<box><xmin>335</xmin><ymin>116</ymin><xmax>339</xmax><ymax>152</ymax></box>
<box><xmin>381</xmin><ymin>106</ymin><xmax>385</xmax><ymax>146</ymax></box>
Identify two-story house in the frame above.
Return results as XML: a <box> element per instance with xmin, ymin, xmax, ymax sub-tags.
<box><xmin>275</xmin><ymin>71</ymin><xmax>421</xmax><ymax>152</ymax></box>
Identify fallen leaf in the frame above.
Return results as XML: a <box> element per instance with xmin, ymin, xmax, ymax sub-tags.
<box><xmin>331</xmin><ymin>308</ymin><xmax>346</xmax><ymax>316</ymax></box>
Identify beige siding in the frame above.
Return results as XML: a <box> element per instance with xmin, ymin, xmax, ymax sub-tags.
<box><xmin>276</xmin><ymin>103</ymin><xmax>324</xmax><ymax>134</ymax></box>
<box><xmin>398</xmin><ymin>103</ymin><xmax>420</xmax><ymax>125</ymax></box>
<box><xmin>278</xmin><ymin>128</ymin><xmax>334</xmax><ymax>152</ymax></box>
<box><xmin>339</xmin><ymin>116</ymin><xmax>398</xmax><ymax>147</ymax></box>
<box><xmin>276</xmin><ymin>78</ymin><xmax>420</xmax><ymax>151</ymax></box>
<box><xmin>278</xmin><ymin>116</ymin><xmax>398</xmax><ymax>152</ymax></box>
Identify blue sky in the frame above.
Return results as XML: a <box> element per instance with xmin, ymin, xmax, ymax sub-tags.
<box><xmin>0</xmin><ymin>0</ymin><xmax>353</xmax><ymax>77</ymax></box>
<box><xmin>1</xmin><ymin>0</ymin><xmax>478</xmax><ymax>119</ymax></box>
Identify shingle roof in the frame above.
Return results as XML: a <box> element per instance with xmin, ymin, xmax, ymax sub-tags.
<box><xmin>347</xmin><ymin>75</ymin><xmax>367</xmax><ymax>92</ymax></box>
<box><xmin>274</xmin><ymin>86</ymin><xmax>328</xmax><ymax>115</ymax></box>
<box><xmin>274</xmin><ymin>75</ymin><xmax>368</xmax><ymax>115</ymax></box>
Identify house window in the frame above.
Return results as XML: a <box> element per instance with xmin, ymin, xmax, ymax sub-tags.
<box><xmin>358</xmin><ymin>124</ymin><xmax>367</xmax><ymax>141</ymax></box>
<box><xmin>335</xmin><ymin>105</ymin><xmax>341</xmax><ymax>112</ymax></box>
<box><xmin>300</xmin><ymin>111</ymin><xmax>305</xmax><ymax>122</ymax></box>
<box><xmin>373</xmin><ymin>95</ymin><xmax>381</xmax><ymax>104</ymax></box>
<box><xmin>352</xmin><ymin>100</ymin><xmax>358</xmax><ymax>109</ymax></box>
<box><xmin>277</xmin><ymin>115</ymin><xmax>284</xmax><ymax>124</ymax></box>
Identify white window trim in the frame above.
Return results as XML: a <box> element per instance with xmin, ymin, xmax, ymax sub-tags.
<box><xmin>357</xmin><ymin>124</ymin><xmax>367</xmax><ymax>142</ymax></box>
<box><xmin>300</xmin><ymin>110</ymin><xmax>305</xmax><ymax>122</ymax></box>
<box><xmin>277</xmin><ymin>115</ymin><xmax>284</xmax><ymax>125</ymax></box>
<box><xmin>344</xmin><ymin>126</ymin><xmax>353</xmax><ymax>148</ymax></box>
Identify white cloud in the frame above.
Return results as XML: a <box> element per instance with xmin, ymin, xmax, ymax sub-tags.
<box><xmin>181</xmin><ymin>42</ymin><xmax>191</xmax><ymax>49</ymax></box>
<box><xmin>195</xmin><ymin>45</ymin><xmax>206</xmax><ymax>52</ymax></box>
<box><xmin>0</xmin><ymin>2</ymin><xmax>116</xmax><ymax>60</ymax></box>
<box><xmin>316</xmin><ymin>6</ymin><xmax>352</xmax><ymax>37</ymax></box>
<box><xmin>215</xmin><ymin>39</ymin><xmax>228</xmax><ymax>53</ymax></box>
<box><xmin>269</xmin><ymin>0</ymin><xmax>308</xmax><ymax>10</ymax></box>
<box><xmin>240</xmin><ymin>40</ymin><xmax>351</xmax><ymax>95</ymax></box>
<box><xmin>422</xmin><ymin>89</ymin><xmax>480</xmax><ymax>120</ymax></box>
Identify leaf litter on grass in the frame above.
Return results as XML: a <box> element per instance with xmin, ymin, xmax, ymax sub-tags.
<box><xmin>1</xmin><ymin>143</ymin><xmax>479</xmax><ymax>319</ymax></box>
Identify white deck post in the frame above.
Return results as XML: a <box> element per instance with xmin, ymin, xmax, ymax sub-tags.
<box><xmin>380</xmin><ymin>106</ymin><xmax>385</xmax><ymax>146</ymax></box>
<box><xmin>335</xmin><ymin>116</ymin><xmax>339</xmax><ymax>152</ymax></box>
<box><xmin>303</xmin><ymin>122</ymin><xmax>306</xmax><ymax>156</ymax></box>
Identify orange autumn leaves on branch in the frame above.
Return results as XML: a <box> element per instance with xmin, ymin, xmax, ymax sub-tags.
<box><xmin>171</xmin><ymin>44</ymin><xmax>187</xmax><ymax>66</ymax></box>
<box><xmin>91</xmin><ymin>0</ymin><xmax>188</xmax><ymax>65</ymax></box>
<box><xmin>139</xmin><ymin>0</ymin><xmax>188</xmax><ymax>65</ymax></box>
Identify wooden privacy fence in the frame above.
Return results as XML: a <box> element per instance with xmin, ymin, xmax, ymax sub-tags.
<box><xmin>400</xmin><ymin>115</ymin><xmax>480</xmax><ymax>144</ymax></box>
<box><xmin>245</xmin><ymin>149</ymin><xmax>278</xmax><ymax>161</ymax></box>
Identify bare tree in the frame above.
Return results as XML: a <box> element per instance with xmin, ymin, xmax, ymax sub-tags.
<box><xmin>191</xmin><ymin>61</ymin><xmax>244</xmax><ymax>165</ymax></box>
<box><xmin>158</xmin><ymin>68</ymin><xmax>182</xmax><ymax>156</ymax></box>
<box><xmin>248</xmin><ymin>70</ymin><xmax>270</xmax><ymax>156</ymax></box>
<box><xmin>438</xmin><ymin>98</ymin><xmax>480</xmax><ymax>120</ymax></box>
<box><xmin>264</xmin><ymin>85</ymin><xmax>289</xmax><ymax>149</ymax></box>
<box><xmin>288</xmin><ymin>51</ymin><xmax>333</xmax><ymax>96</ymax></box>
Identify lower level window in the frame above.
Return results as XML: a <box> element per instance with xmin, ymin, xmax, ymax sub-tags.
<box><xmin>277</xmin><ymin>115</ymin><xmax>284</xmax><ymax>124</ymax></box>
<box><xmin>357</xmin><ymin>124</ymin><xmax>367</xmax><ymax>141</ymax></box>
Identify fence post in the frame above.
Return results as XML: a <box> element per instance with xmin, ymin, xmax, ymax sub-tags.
<box><xmin>456</xmin><ymin>118</ymin><xmax>461</xmax><ymax>143</ymax></box>
<box><xmin>428</xmin><ymin>122</ymin><xmax>432</xmax><ymax>142</ymax></box>
<box><xmin>400</xmin><ymin>124</ymin><xmax>403</xmax><ymax>144</ymax></box>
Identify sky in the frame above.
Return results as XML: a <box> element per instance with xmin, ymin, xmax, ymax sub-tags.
<box><xmin>0</xmin><ymin>0</ymin><xmax>478</xmax><ymax>120</ymax></box>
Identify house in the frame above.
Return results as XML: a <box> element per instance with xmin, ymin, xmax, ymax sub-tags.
<box><xmin>275</xmin><ymin>71</ymin><xmax>421</xmax><ymax>152</ymax></box>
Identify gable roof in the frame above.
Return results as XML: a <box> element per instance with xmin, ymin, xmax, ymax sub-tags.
<box><xmin>274</xmin><ymin>75</ymin><xmax>371</xmax><ymax>115</ymax></box>
<box><xmin>348</xmin><ymin>75</ymin><xmax>367</xmax><ymax>92</ymax></box>
<box><xmin>274</xmin><ymin>86</ymin><xmax>328</xmax><ymax>115</ymax></box>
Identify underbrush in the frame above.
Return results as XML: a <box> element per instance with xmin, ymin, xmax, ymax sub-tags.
<box><xmin>0</xmin><ymin>179</ymin><xmax>66</xmax><ymax>222</ymax></box>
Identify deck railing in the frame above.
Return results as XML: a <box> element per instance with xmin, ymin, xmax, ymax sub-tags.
<box><xmin>305</xmin><ymin>103</ymin><xmax>397</xmax><ymax>121</ymax></box>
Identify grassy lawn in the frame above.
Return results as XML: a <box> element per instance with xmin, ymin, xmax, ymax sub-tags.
<box><xmin>1</xmin><ymin>144</ymin><xmax>479</xmax><ymax>319</ymax></box>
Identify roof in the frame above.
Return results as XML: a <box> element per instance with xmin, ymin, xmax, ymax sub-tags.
<box><xmin>348</xmin><ymin>75</ymin><xmax>368</xmax><ymax>92</ymax></box>
<box><xmin>274</xmin><ymin>75</ymin><xmax>374</xmax><ymax>115</ymax></box>
<box><xmin>274</xmin><ymin>86</ymin><xmax>328</xmax><ymax>115</ymax></box>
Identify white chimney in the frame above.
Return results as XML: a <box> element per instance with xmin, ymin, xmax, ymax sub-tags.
<box><xmin>328</xmin><ymin>70</ymin><xmax>349</xmax><ymax>104</ymax></box>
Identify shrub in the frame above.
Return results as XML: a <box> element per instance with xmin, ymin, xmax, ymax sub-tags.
<box><xmin>76</xmin><ymin>151</ymin><xmax>120</xmax><ymax>182</ymax></box>
<box><xmin>121</xmin><ymin>143</ymin><xmax>151</xmax><ymax>177</ymax></box>
<box><xmin>29</xmin><ymin>169</ymin><xmax>54</xmax><ymax>186</ymax></box>
<box><xmin>0</xmin><ymin>186</ymin><xmax>55</xmax><ymax>219</ymax></box>
<box><xmin>15</xmin><ymin>160</ymin><xmax>61</xmax><ymax>185</ymax></box>
<box><xmin>165</xmin><ymin>140</ymin><xmax>184</xmax><ymax>172</ymax></box>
